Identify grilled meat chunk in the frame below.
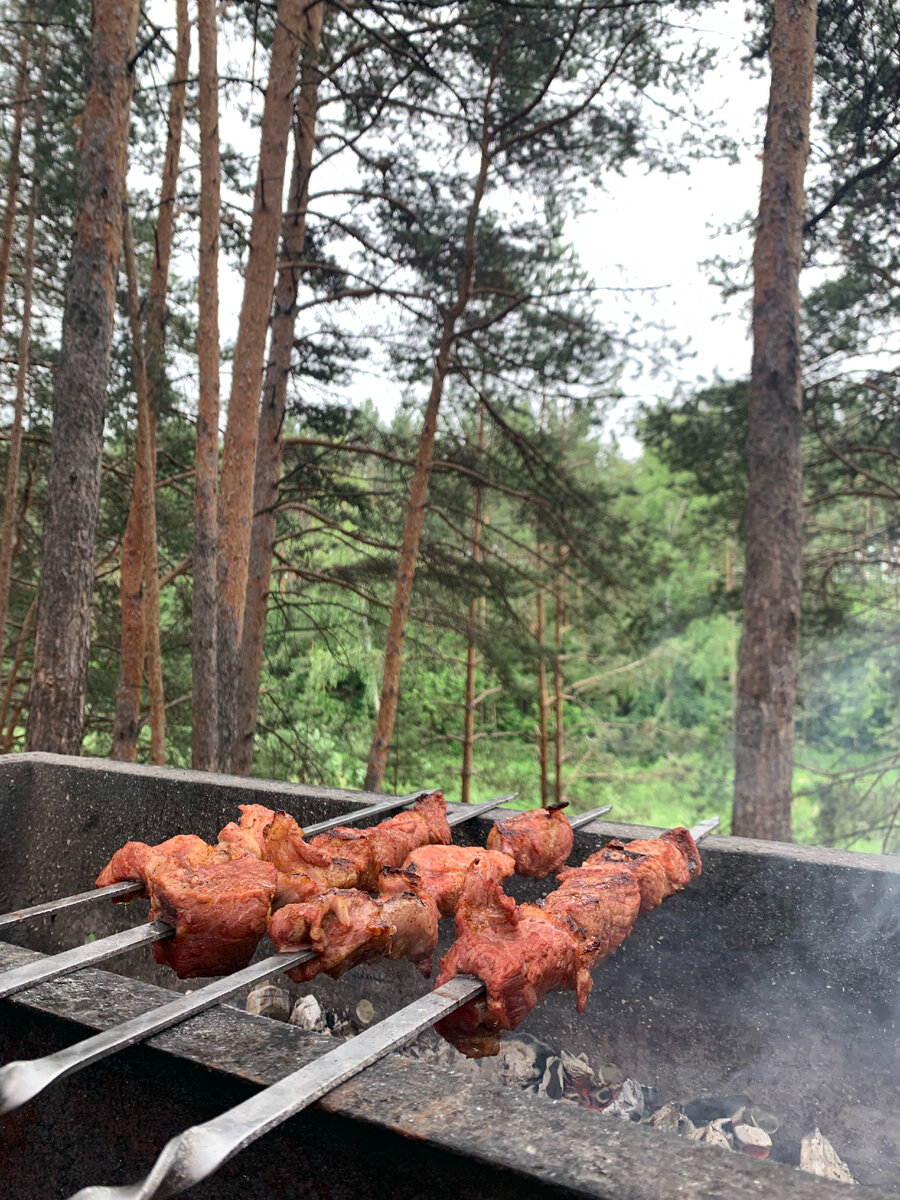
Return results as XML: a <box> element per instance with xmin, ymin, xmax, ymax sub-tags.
<box><xmin>485</xmin><ymin>803</ymin><xmax>574</xmax><ymax>878</ymax></box>
<box><xmin>544</xmin><ymin>867</ymin><xmax>640</xmax><ymax>967</ymax></box>
<box><xmin>264</xmin><ymin>810</ymin><xmax>358</xmax><ymax>909</ymax></box>
<box><xmin>309</xmin><ymin>790</ymin><xmax>451</xmax><ymax>892</ymax></box>
<box><xmin>434</xmin><ymin>873</ymin><xmax>589</xmax><ymax>1058</ymax></box>
<box><xmin>379</xmin><ymin>845</ymin><xmax>516</xmax><ymax>917</ymax></box>
<box><xmin>94</xmin><ymin>834</ymin><xmax>222</xmax><ymax>898</ymax></box>
<box><xmin>146</xmin><ymin>855</ymin><xmax>277</xmax><ymax>978</ymax></box>
<box><xmin>268</xmin><ymin>888</ymin><xmax>439</xmax><ymax>982</ymax></box>
<box><xmin>436</xmin><ymin>827</ymin><xmax>702</xmax><ymax>1058</ymax></box>
<box><xmin>576</xmin><ymin>826</ymin><xmax>700</xmax><ymax>913</ymax></box>
<box><xmin>216</xmin><ymin>803</ymin><xmax>278</xmax><ymax>859</ymax></box>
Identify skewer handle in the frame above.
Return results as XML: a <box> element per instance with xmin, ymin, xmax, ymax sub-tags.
<box><xmin>68</xmin><ymin>975</ymin><xmax>485</xmax><ymax>1200</ymax></box>
<box><xmin>0</xmin><ymin>949</ymin><xmax>315</xmax><ymax>1115</ymax></box>
<box><xmin>0</xmin><ymin>921</ymin><xmax>172</xmax><ymax>1001</ymax></box>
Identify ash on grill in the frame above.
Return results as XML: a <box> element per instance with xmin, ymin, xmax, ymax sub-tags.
<box><xmin>402</xmin><ymin>1029</ymin><xmax>858</xmax><ymax>1187</ymax></box>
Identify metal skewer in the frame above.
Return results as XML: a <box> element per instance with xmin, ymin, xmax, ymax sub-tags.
<box><xmin>68</xmin><ymin>974</ymin><xmax>485</xmax><ymax>1200</ymax></box>
<box><xmin>567</xmin><ymin>804</ymin><xmax>613</xmax><ymax>831</ymax></box>
<box><xmin>0</xmin><ymin>794</ymin><xmax>519</xmax><ymax>1110</ymax></box>
<box><xmin>0</xmin><ymin>789</ymin><xmax>439</xmax><ymax>932</ymax></box>
<box><xmin>67</xmin><ymin>815</ymin><xmax>719</xmax><ymax>1200</ymax></box>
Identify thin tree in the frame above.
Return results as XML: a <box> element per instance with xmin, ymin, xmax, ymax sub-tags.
<box><xmin>0</xmin><ymin>28</ymin><xmax>29</xmax><ymax>342</ymax></box>
<box><xmin>193</xmin><ymin>0</ymin><xmax>221</xmax><ymax>770</ymax></box>
<box><xmin>216</xmin><ymin>0</ymin><xmax>307</xmax><ymax>771</ymax></box>
<box><xmin>733</xmin><ymin>0</ymin><xmax>817</xmax><ymax>840</ymax></box>
<box><xmin>121</xmin><ymin>209</ymin><xmax>166</xmax><ymax>763</ymax></box>
<box><xmin>460</xmin><ymin>403</ymin><xmax>485</xmax><ymax>803</ymax></box>
<box><xmin>234</xmin><ymin>0</ymin><xmax>325</xmax><ymax>776</ymax></box>
<box><xmin>0</xmin><ymin>37</ymin><xmax>44</xmax><ymax>678</ymax></box>
<box><xmin>112</xmin><ymin>0</ymin><xmax>189</xmax><ymax>761</ymax></box>
<box><xmin>25</xmin><ymin>0</ymin><xmax>140</xmax><ymax>754</ymax></box>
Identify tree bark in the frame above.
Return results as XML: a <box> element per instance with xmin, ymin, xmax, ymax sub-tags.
<box><xmin>553</xmin><ymin>559</ymin><xmax>565</xmax><ymax>804</ymax></box>
<box><xmin>192</xmin><ymin>0</ymin><xmax>221</xmax><ymax>770</ymax></box>
<box><xmin>461</xmin><ymin>405</ymin><xmax>485</xmax><ymax>804</ymax></box>
<box><xmin>121</xmin><ymin>209</ymin><xmax>166</xmax><ymax>763</ymax></box>
<box><xmin>733</xmin><ymin>0</ymin><xmax>816</xmax><ymax>840</ymax></box>
<box><xmin>0</xmin><ymin>176</ymin><xmax>39</xmax><ymax>674</ymax></box>
<box><xmin>363</xmin><ymin>129</ymin><xmax>494</xmax><ymax>792</ymax></box>
<box><xmin>25</xmin><ymin>0</ymin><xmax>139</xmax><ymax>754</ymax></box>
<box><xmin>112</xmin><ymin>0</ymin><xmax>189</xmax><ymax>762</ymax></box>
<box><xmin>217</xmin><ymin>0</ymin><xmax>307</xmax><ymax>772</ymax></box>
<box><xmin>234</xmin><ymin>0</ymin><xmax>324</xmax><ymax>776</ymax></box>
<box><xmin>0</xmin><ymin>31</ymin><xmax>29</xmax><ymax>344</ymax></box>
<box><xmin>535</xmin><ymin>538</ymin><xmax>549</xmax><ymax>807</ymax></box>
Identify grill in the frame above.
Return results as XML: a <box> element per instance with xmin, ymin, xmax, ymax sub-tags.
<box><xmin>1</xmin><ymin>752</ymin><xmax>897</xmax><ymax>1200</ymax></box>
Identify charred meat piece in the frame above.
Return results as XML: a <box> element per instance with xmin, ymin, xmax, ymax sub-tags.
<box><xmin>309</xmin><ymin>790</ymin><xmax>451</xmax><ymax>892</ymax></box>
<box><xmin>216</xmin><ymin>803</ymin><xmax>278</xmax><ymax>859</ymax></box>
<box><xmin>544</xmin><ymin>867</ymin><xmax>641</xmax><ymax>966</ymax></box>
<box><xmin>436</xmin><ymin>827</ymin><xmax>702</xmax><ymax>1058</ymax></box>
<box><xmin>146</xmin><ymin>855</ymin><xmax>277</xmax><ymax>978</ymax></box>
<box><xmin>263</xmin><ymin>811</ymin><xmax>358</xmax><ymax>909</ymax></box>
<box><xmin>485</xmin><ymin>803</ymin><xmax>574</xmax><ymax>878</ymax></box>
<box><xmin>434</xmin><ymin>873</ymin><xmax>590</xmax><ymax>1058</ymax></box>
<box><xmin>379</xmin><ymin>844</ymin><xmax>516</xmax><ymax>917</ymax></box>
<box><xmin>268</xmin><ymin>888</ymin><xmax>439</xmax><ymax>982</ymax></box>
<box><xmin>578</xmin><ymin>826</ymin><xmax>700</xmax><ymax>913</ymax></box>
<box><xmin>94</xmin><ymin>834</ymin><xmax>222</xmax><ymax>898</ymax></box>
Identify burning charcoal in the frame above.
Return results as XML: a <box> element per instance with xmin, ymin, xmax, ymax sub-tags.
<box><xmin>290</xmin><ymin>994</ymin><xmax>329</xmax><ymax>1033</ymax></box>
<box><xmin>683</xmin><ymin>1094</ymin><xmax>750</xmax><ymax>1126</ymax></box>
<box><xmin>355</xmin><ymin>998</ymin><xmax>375</xmax><ymax>1026</ymax></box>
<box><xmin>560</xmin><ymin>1049</ymin><xmax>593</xmax><ymax>1085</ymax></box>
<box><xmin>644</xmin><ymin>1101</ymin><xmax>682</xmax><ymax>1133</ymax></box>
<box><xmin>603</xmin><ymin>1077</ymin><xmax>644</xmax><ymax>1122</ymax></box>
<box><xmin>733</xmin><ymin>1121</ymin><xmax>771</xmax><ymax>1159</ymax></box>
<box><xmin>800</xmin><ymin>1128</ymin><xmax>856</xmax><ymax>1184</ymax></box>
<box><xmin>495</xmin><ymin>1036</ymin><xmax>548</xmax><ymax>1090</ymax></box>
<box><xmin>744</xmin><ymin>1104</ymin><xmax>780</xmax><ymax>1135</ymax></box>
<box><xmin>536</xmin><ymin>1056</ymin><xmax>564</xmax><ymax>1101</ymax></box>
<box><xmin>245</xmin><ymin>983</ymin><xmax>291</xmax><ymax>1021</ymax></box>
<box><xmin>700</xmin><ymin>1120</ymin><xmax>734</xmax><ymax>1150</ymax></box>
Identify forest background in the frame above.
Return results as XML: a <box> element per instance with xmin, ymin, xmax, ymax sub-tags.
<box><xmin>0</xmin><ymin>0</ymin><xmax>897</xmax><ymax>854</ymax></box>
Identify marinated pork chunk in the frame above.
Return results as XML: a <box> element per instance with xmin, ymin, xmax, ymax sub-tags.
<box><xmin>434</xmin><ymin>874</ymin><xmax>590</xmax><ymax>1058</ymax></box>
<box><xmin>379</xmin><ymin>845</ymin><xmax>516</xmax><ymax>917</ymax></box>
<box><xmin>216</xmin><ymin>803</ymin><xmax>278</xmax><ymax>859</ymax></box>
<box><xmin>485</xmin><ymin>803</ymin><xmax>574</xmax><ymax>878</ymax></box>
<box><xmin>435</xmin><ymin>827</ymin><xmax>702</xmax><ymax>1057</ymax></box>
<box><xmin>268</xmin><ymin>888</ymin><xmax>440</xmax><ymax>982</ymax></box>
<box><xmin>309</xmin><ymin>790</ymin><xmax>451</xmax><ymax>892</ymax></box>
<box><xmin>575</xmin><ymin>826</ymin><xmax>700</xmax><ymax>913</ymax></box>
<box><xmin>146</xmin><ymin>854</ymin><xmax>277</xmax><ymax>978</ymax></box>
<box><xmin>94</xmin><ymin>834</ymin><xmax>222</xmax><ymax>897</ymax></box>
<box><xmin>263</xmin><ymin>811</ymin><xmax>358</xmax><ymax>908</ymax></box>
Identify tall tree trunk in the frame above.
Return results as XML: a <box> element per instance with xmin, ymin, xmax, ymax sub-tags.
<box><xmin>111</xmin><ymin>0</ymin><xmax>189</xmax><ymax>761</ymax></box>
<box><xmin>216</xmin><ymin>0</ymin><xmax>307</xmax><ymax>772</ymax></box>
<box><xmin>535</xmin><ymin>538</ymin><xmax>549</xmax><ymax>807</ymax></box>
<box><xmin>25</xmin><ymin>0</ymin><xmax>139</xmax><ymax>754</ymax></box>
<box><xmin>111</xmin><ymin>457</ymin><xmax>144</xmax><ymax>760</ymax></box>
<box><xmin>0</xmin><ymin>31</ymin><xmax>29</xmax><ymax>343</ymax></box>
<box><xmin>122</xmin><ymin>209</ymin><xmax>166</xmax><ymax>763</ymax></box>
<box><xmin>553</xmin><ymin>559</ymin><xmax>565</xmax><ymax>804</ymax></box>
<box><xmin>234</xmin><ymin>0</ymin><xmax>324</xmax><ymax>777</ymax></box>
<box><xmin>364</xmin><ymin>132</ymin><xmax>493</xmax><ymax>792</ymax></box>
<box><xmin>0</xmin><ymin>597</ymin><xmax>35</xmax><ymax>749</ymax></box>
<box><xmin>460</xmin><ymin>404</ymin><xmax>485</xmax><ymax>804</ymax></box>
<box><xmin>733</xmin><ymin>0</ymin><xmax>816</xmax><ymax>841</ymax></box>
<box><xmin>193</xmin><ymin>0</ymin><xmax>222</xmax><ymax>770</ymax></box>
<box><xmin>0</xmin><ymin>180</ymin><xmax>38</xmax><ymax>671</ymax></box>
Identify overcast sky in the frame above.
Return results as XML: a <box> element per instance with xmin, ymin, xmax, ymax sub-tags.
<box><xmin>157</xmin><ymin>3</ymin><xmax>770</xmax><ymax>452</ymax></box>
